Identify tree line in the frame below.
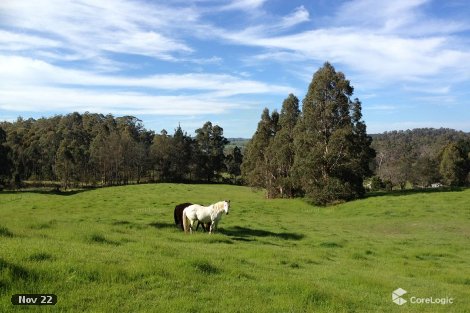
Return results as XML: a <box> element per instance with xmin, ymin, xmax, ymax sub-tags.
<box><xmin>0</xmin><ymin>113</ymin><xmax>243</xmax><ymax>190</ymax></box>
<box><xmin>371</xmin><ymin>128</ymin><xmax>470</xmax><ymax>189</ymax></box>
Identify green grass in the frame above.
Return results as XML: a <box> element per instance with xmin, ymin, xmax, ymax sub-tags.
<box><xmin>1</xmin><ymin>184</ymin><xmax>469</xmax><ymax>312</ymax></box>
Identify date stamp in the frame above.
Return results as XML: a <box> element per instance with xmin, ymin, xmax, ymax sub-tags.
<box><xmin>11</xmin><ymin>294</ymin><xmax>57</xmax><ymax>305</ymax></box>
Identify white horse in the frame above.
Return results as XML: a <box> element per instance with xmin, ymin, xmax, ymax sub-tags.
<box><xmin>182</xmin><ymin>200</ymin><xmax>230</xmax><ymax>234</ymax></box>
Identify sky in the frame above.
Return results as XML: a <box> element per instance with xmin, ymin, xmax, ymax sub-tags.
<box><xmin>1</xmin><ymin>0</ymin><xmax>470</xmax><ymax>138</ymax></box>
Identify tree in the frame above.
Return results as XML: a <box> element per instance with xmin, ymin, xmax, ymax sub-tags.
<box><xmin>55</xmin><ymin>140</ymin><xmax>75</xmax><ymax>189</ymax></box>
<box><xmin>172</xmin><ymin>125</ymin><xmax>192</xmax><ymax>182</ymax></box>
<box><xmin>225</xmin><ymin>146</ymin><xmax>243</xmax><ymax>183</ymax></box>
<box><xmin>293</xmin><ymin>62</ymin><xmax>374</xmax><ymax>204</ymax></box>
<box><xmin>440</xmin><ymin>143</ymin><xmax>467</xmax><ymax>186</ymax></box>
<box><xmin>0</xmin><ymin>127</ymin><xmax>12</xmax><ymax>189</ymax></box>
<box><xmin>241</xmin><ymin>108</ymin><xmax>279</xmax><ymax>196</ymax></box>
<box><xmin>150</xmin><ymin>130</ymin><xmax>174</xmax><ymax>182</ymax></box>
<box><xmin>194</xmin><ymin>122</ymin><xmax>228</xmax><ymax>182</ymax></box>
<box><xmin>90</xmin><ymin>131</ymin><xmax>111</xmax><ymax>185</ymax></box>
<box><xmin>411</xmin><ymin>156</ymin><xmax>440</xmax><ymax>187</ymax></box>
<box><xmin>372</xmin><ymin>128</ymin><xmax>470</xmax><ymax>189</ymax></box>
<box><xmin>350</xmin><ymin>98</ymin><xmax>375</xmax><ymax>180</ymax></box>
<box><xmin>267</xmin><ymin>94</ymin><xmax>300</xmax><ymax>197</ymax></box>
<box><xmin>54</xmin><ymin>113</ymin><xmax>91</xmax><ymax>188</ymax></box>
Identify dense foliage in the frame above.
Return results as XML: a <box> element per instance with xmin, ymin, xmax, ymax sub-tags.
<box><xmin>243</xmin><ymin>63</ymin><xmax>375</xmax><ymax>204</ymax></box>
<box><xmin>372</xmin><ymin>128</ymin><xmax>470</xmax><ymax>189</ymax></box>
<box><xmin>0</xmin><ymin>113</ymin><xmax>242</xmax><ymax>189</ymax></box>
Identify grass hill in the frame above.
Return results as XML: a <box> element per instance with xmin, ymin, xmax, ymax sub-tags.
<box><xmin>1</xmin><ymin>184</ymin><xmax>469</xmax><ymax>312</ymax></box>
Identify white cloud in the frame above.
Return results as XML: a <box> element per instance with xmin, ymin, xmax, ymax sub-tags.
<box><xmin>0</xmin><ymin>84</ymin><xmax>245</xmax><ymax>116</ymax></box>
<box><xmin>214</xmin><ymin>2</ymin><xmax>470</xmax><ymax>88</ymax></box>
<box><xmin>335</xmin><ymin>0</ymin><xmax>428</xmax><ymax>31</ymax></box>
<box><xmin>219</xmin><ymin>0</ymin><xmax>267</xmax><ymax>11</ymax></box>
<box><xmin>0</xmin><ymin>30</ymin><xmax>61</xmax><ymax>51</ymax></box>
<box><xmin>364</xmin><ymin>105</ymin><xmax>397</xmax><ymax>111</ymax></box>
<box><xmin>0</xmin><ymin>56</ymin><xmax>292</xmax><ymax>96</ymax></box>
<box><xmin>0</xmin><ymin>0</ymin><xmax>197</xmax><ymax>64</ymax></box>
<box><xmin>403</xmin><ymin>85</ymin><xmax>451</xmax><ymax>95</ymax></box>
<box><xmin>335</xmin><ymin>0</ymin><xmax>470</xmax><ymax>36</ymax></box>
<box><xmin>0</xmin><ymin>55</ymin><xmax>294</xmax><ymax>116</ymax></box>
<box><xmin>280</xmin><ymin>6</ymin><xmax>310</xmax><ymax>29</ymax></box>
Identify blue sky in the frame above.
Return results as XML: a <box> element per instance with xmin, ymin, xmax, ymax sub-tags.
<box><xmin>1</xmin><ymin>0</ymin><xmax>469</xmax><ymax>138</ymax></box>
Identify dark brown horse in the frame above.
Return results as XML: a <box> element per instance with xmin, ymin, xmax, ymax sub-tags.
<box><xmin>174</xmin><ymin>203</ymin><xmax>210</xmax><ymax>232</ymax></box>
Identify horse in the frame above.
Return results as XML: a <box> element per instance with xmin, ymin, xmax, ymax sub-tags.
<box><xmin>174</xmin><ymin>202</ymin><xmax>192</xmax><ymax>230</ymax></box>
<box><xmin>174</xmin><ymin>202</ymin><xmax>211</xmax><ymax>232</ymax></box>
<box><xmin>182</xmin><ymin>200</ymin><xmax>230</xmax><ymax>234</ymax></box>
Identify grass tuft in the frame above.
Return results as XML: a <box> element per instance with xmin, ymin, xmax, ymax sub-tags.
<box><xmin>319</xmin><ymin>241</ymin><xmax>343</xmax><ymax>248</ymax></box>
<box><xmin>0</xmin><ymin>258</ymin><xmax>37</xmax><ymax>281</ymax></box>
<box><xmin>112</xmin><ymin>220</ymin><xmax>132</xmax><ymax>225</ymax></box>
<box><xmin>89</xmin><ymin>233</ymin><xmax>120</xmax><ymax>245</ymax></box>
<box><xmin>192</xmin><ymin>260</ymin><xmax>220</xmax><ymax>275</ymax></box>
<box><xmin>30</xmin><ymin>219</ymin><xmax>57</xmax><ymax>229</ymax></box>
<box><xmin>0</xmin><ymin>226</ymin><xmax>14</xmax><ymax>237</ymax></box>
<box><xmin>28</xmin><ymin>252</ymin><xmax>55</xmax><ymax>262</ymax></box>
<box><xmin>304</xmin><ymin>289</ymin><xmax>331</xmax><ymax>306</ymax></box>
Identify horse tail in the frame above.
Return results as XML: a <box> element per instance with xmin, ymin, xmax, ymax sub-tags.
<box><xmin>182</xmin><ymin>209</ymin><xmax>189</xmax><ymax>233</ymax></box>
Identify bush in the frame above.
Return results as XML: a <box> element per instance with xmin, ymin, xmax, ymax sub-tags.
<box><xmin>370</xmin><ymin>176</ymin><xmax>384</xmax><ymax>191</ymax></box>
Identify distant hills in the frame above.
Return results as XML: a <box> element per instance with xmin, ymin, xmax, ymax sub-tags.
<box><xmin>229</xmin><ymin>128</ymin><xmax>470</xmax><ymax>154</ymax></box>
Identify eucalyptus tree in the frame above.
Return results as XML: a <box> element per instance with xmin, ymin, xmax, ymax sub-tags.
<box><xmin>242</xmin><ymin>108</ymin><xmax>279</xmax><ymax>196</ymax></box>
<box><xmin>267</xmin><ymin>94</ymin><xmax>300</xmax><ymax>197</ymax></box>
<box><xmin>440</xmin><ymin>142</ymin><xmax>468</xmax><ymax>186</ymax></box>
<box><xmin>293</xmin><ymin>62</ymin><xmax>374</xmax><ymax>204</ymax></box>
<box><xmin>0</xmin><ymin>126</ymin><xmax>11</xmax><ymax>188</ymax></box>
<box><xmin>194</xmin><ymin>122</ymin><xmax>229</xmax><ymax>182</ymax></box>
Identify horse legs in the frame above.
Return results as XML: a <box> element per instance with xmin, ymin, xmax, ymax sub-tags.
<box><xmin>196</xmin><ymin>221</ymin><xmax>212</xmax><ymax>232</ymax></box>
<box><xmin>209</xmin><ymin>221</ymin><xmax>217</xmax><ymax>234</ymax></box>
<box><xmin>189</xmin><ymin>220</ymin><xmax>195</xmax><ymax>234</ymax></box>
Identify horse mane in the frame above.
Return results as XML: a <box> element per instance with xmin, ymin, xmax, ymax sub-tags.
<box><xmin>212</xmin><ymin>201</ymin><xmax>227</xmax><ymax>214</ymax></box>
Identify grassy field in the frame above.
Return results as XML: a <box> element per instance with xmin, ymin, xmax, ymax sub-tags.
<box><xmin>1</xmin><ymin>184</ymin><xmax>469</xmax><ymax>312</ymax></box>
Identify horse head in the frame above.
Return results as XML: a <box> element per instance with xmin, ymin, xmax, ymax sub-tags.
<box><xmin>224</xmin><ymin>200</ymin><xmax>230</xmax><ymax>215</ymax></box>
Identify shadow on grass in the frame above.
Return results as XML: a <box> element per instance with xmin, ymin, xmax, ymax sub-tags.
<box><xmin>220</xmin><ymin>226</ymin><xmax>304</xmax><ymax>241</ymax></box>
<box><xmin>148</xmin><ymin>222</ymin><xmax>304</xmax><ymax>241</ymax></box>
<box><xmin>0</xmin><ymin>258</ymin><xmax>37</xmax><ymax>281</ymax></box>
<box><xmin>192</xmin><ymin>260</ymin><xmax>220</xmax><ymax>275</ymax></box>
<box><xmin>89</xmin><ymin>234</ymin><xmax>121</xmax><ymax>246</ymax></box>
<box><xmin>149</xmin><ymin>221</ymin><xmax>208</xmax><ymax>232</ymax></box>
<box><xmin>149</xmin><ymin>222</ymin><xmax>178</xmax><ymax>230</ymax></box>
<box><xmin>0</xmin><ymin>226</ymin><xmax>14</xmax><ymax>238</ymax></box>
<box><xmin>365</xmin><ymin>187</ymin><xmax>468</xmax><ymax>199</ymax></box>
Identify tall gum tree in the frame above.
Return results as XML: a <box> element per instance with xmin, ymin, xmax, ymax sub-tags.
<box><xmin>293</xmin><ymin>62</ymin><xmax>374</xmax><ymax>204</ymax></box>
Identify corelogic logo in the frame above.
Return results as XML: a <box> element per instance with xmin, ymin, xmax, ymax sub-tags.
<box><xmin>392</xmin><ymin>288</ymin><xmax>407</xmax><ymax>305</ymax></box>
<box><xmin>392</xmin><ymin>288</ymin><xmax>454</xmax><ymax>306</ymax></box>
